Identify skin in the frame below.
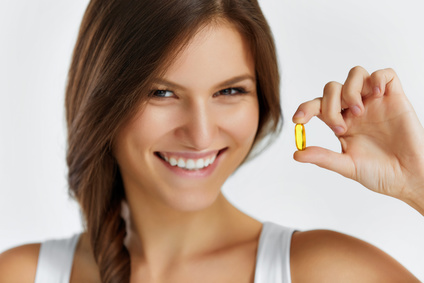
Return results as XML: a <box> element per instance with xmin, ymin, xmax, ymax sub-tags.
<box><xmin>0</xmin><ymin>23</ymin><xmax>422</xmax><ymax>282</ymax></box>
<box><xmin>293</xmin><ymin>67</ymin><xmax>424</xmax><ymax>215</ymax></box>
<box><xmin>114</xmin><ymin>21</ymin><xmax>262</xmax><ymax>282</ymax></box>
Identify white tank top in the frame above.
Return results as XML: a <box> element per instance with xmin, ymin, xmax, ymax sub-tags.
<box><xmin>34</xmin><ymin>233</ymin><xmax>80</xmax><ymax>283</ymax></box>
<box><xmin>34</xmin><ymin>222</ymin><xmax>294</xmax><ymax>283</ymax></box>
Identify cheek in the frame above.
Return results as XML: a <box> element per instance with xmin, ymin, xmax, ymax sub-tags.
<box><xmin>128</xmin><ymin>106</ymin><xmax>175</xmax><ymax>146</ymax></box>
<box><xmin>114</xmin><ymin>107</ymin><xmax>169</xmax><ymax>169</ymax></box>
<box><xmin>220</xmin><ymin>101</ymin><xmax>259</xmax><ymax>147</ymax></box>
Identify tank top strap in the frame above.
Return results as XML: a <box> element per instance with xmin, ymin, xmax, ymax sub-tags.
<box><xmin>254</xmin><ymin>222</ymin><xmax>295</xmax><ymax>283</ymax></box>
<box><xmin>35</xmin><ymin>233</ymin><xmax>81</xmax><ymax>283</ymax></box>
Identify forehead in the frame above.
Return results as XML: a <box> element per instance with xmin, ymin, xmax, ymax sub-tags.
<box><xmin>160</xmin><ymin>21</ymin><xmax>255</xmax><ymax>88</ymax></box>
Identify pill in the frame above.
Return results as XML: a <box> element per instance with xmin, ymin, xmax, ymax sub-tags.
<box><xmin>295</xmin><ymin>123</ymin><xmax>305</xmax><ymax>151</ymax></box>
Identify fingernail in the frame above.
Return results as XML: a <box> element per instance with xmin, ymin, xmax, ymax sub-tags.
<box><xmin>373</xmin><ymin>86</ymin><xmax>380</xmax><ymax>95</ymax></box>
<box><xmin>332</xmin><ymin>126</ymin><xmax>344</xmax><ymax>135</ymax></box>
<box><xmin>293</xmin><ymin>110</ymin><xmax>305</xmax><ymax>118</ymax></box>
<box><xmin>351</xmin><ymin>105</ymin><xmax>361</xmax><ymax>116</ymax></box>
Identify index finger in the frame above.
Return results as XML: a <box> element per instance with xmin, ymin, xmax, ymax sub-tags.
<box><xmin>292</xmin><ymin>97</ymin><xmax>322</xmax><ymax>124</ymax></box>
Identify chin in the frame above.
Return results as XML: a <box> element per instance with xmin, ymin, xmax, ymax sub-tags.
<box><xmin>164</xmin><ymin>187</ymin><xmax>222</xmax><ymax>212</ymax></box>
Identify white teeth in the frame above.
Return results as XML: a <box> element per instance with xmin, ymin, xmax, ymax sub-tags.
<box><xmin>177</xmin><ymin>158</ymin><xmax>185</xmax><ymax>168</ymax></box>
<box><xmin>186</xmin><ymin>159</ymin><xmax>195</xmax><ymax>170</ymax></box>
<box><xmin>169</xmin><ymin>157</ymin><xmax>177</xmax><ymax>166</ymax></box>
<box><xmin>161</xmin><ymin>153</ymin><xmax>219</xmax><ymax>170</ymax></box>
<box><xmin>196</xmin><ymin>159</ymin><xmax>204</xmax><ymax>168</ymax></box>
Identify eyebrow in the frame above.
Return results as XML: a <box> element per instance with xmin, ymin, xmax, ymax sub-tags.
<box><xmin>151</xmin><ymin>74</ymin><xmax>256</xmax><ymax>91</ymax></box>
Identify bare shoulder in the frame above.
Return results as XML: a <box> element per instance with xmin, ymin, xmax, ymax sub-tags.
<box><xmin>69</xmin><ymin>232</ymin><xmax>101</xmax><ymax>283</ymax></box>
<box><xmin>290</xmin><ymin>230</ymin><xmax>419</xmax><ymax>283</ymax></box>
<box><xmin>0</xmin><ymin>243</ymin><xmax>40</xmax><ymax>282</ymax></box>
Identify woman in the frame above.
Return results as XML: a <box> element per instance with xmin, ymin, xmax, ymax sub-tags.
<box><xmin>0</xmin><ymin>0</ymin><xmax>422</xmax><ymax>282</ymax></box>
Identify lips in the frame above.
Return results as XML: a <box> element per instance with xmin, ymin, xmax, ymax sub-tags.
<box><xmin>155</xmin><ymin>148</ymin><xmax>226</xmax><ymax>171</ymax></box>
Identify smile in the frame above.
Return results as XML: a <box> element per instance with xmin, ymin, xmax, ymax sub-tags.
<box><xmin>155</xmin><ymin>149</ymin><xmax>226</xmax><ymax>171</ymax></box>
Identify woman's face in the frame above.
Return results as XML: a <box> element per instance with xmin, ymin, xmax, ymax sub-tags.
<box><xmin>114</xmin><ymin>22</ymin><xmax>259</xmax><ymax>211</ymax></box>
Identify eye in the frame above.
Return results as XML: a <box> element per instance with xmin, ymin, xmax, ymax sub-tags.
<box><xmin>214</xmin><ymin>87</ymin><xmax>248</xmax><ymax>97</ymax></box>
<box><xmin>151</xmin><ymin>89</ymin><xmax>174</xmax><ymax>98</ymax></box>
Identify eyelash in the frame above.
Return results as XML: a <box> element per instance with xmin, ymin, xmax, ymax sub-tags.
<box><xmin>213</xmin><ymin>87</ymin><xmax>248</xmax><ymax>97</ymax></box>
<box><xmin>150</xmin><ymin>89</ymin><xmax>174</xmax><ymax>98</ymax></box>
<box><xmin>150</xmin><ymin>87</ymin><xmax>248</xmax><ymax>98</ymax></box>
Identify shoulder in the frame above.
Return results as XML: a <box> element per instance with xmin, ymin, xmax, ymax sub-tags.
<box><xmin>290</xmin><ymin>229</ymin><xmax>419</xmax><ymax>283</ymax></box>
<box><xmin>0</xmin><ymin>243</ymin><xmax>40</xmax><ymax>282</ymax></box>
<box><xmin>71</xmin><ymin>232</ymin><xmax>101</xmax><ymax>283</ymax></box>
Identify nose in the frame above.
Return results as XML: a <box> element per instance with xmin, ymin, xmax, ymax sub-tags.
<box><xmin>176</xmin><ymin>99</ymin><xmax>218</xmax><ymax>150</ymax></box>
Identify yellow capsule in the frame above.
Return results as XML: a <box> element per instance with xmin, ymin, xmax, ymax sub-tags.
<box><xmin>295</xmin><ymin>123</ymin><xmax>306</xmax><ymax>151</ymax></box>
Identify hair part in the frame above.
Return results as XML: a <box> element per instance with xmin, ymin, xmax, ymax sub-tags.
<box><xmin>66</xmin><ymin>0</ymin><xmax>281</xmax><ymax>281</ymax></box>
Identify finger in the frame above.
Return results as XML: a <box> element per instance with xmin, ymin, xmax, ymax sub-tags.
<box><xmin>321</xmin><ymin>81</ymin><xmax>347</xmax><ymax>135</ymax></box>
<box><xmin>293</xmin><ymin>146</ymin><xmax>355</xmax><ymax>180</ymax></box>
<box><xmin>292</xmin><ymin>97</ymin><xmax>322</xmax><ymax>124</ymax></box>
<box><xmin>341</xmin><ymin>66</ymin><xmax>370</xmax><ymax>116</ymax></box>
<box><xmin>368</xmin><ymin>68</ymin><xmax>404</xmax><ymax>98</ymax></box>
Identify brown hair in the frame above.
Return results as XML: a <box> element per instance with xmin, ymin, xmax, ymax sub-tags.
<box><xmin>66</xmin><ymin>0</ymin><xmax>281</xmax><ymax>282</ymax></box>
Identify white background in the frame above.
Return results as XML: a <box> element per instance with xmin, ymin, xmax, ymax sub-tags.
<box><xmin>1</xmin><ymin>0</ymin><xmax>423</xmax><ymax>280</ymax></box>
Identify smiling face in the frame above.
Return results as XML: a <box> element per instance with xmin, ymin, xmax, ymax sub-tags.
<box><xmin>114</xmin><ymin>21</ymin><xmax>259</xmax><ymax>212</ymax></box>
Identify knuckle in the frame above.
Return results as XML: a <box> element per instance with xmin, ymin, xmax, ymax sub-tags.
<box><xmin>369</xmin><ymin>70</ymin><xmax>381</xmax><ymax>81</ymax></box>
<box><xmin>371</xmin><ymin>68</ymin><xmax>397</xmax><ymax>80</ymax></box>
<box><xmin>323</xmin><ymin>81</ymin><xmax>340</xmax><ymax>94</ymax></box>
<box><xmin>384</xmin><ymin>67</ymin><xmax>396</xmax><ymax>74</ymax></box>
<box><xmin>349</xmin><ymin>65</ymin><xmax>366</xmax><ymax>75</ymax></box>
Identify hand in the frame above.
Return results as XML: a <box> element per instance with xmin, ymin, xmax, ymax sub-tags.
<box><xmin>292</xmin><ymin>66</ymin><xmax>424</xmax><ymax>215</ymax></box>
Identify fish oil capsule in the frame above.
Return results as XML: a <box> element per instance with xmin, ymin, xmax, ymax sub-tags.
<box><xmin>295</xmin><ymin>123</ymin><xmax>306</xmax><ymax>151</ymax></box>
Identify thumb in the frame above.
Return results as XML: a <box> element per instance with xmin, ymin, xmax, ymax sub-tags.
<box><xmin>293</xmin><ymin>146</ymin><xmax>355</xmax><ymax>179</ymax></box>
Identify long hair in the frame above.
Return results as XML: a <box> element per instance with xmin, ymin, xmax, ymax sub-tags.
<box><xmin>65</xmin><ymin>0</ymin><xmax>281</xmax><ymax>281</ymax></box>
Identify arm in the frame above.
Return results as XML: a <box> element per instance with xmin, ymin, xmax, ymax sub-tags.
<box><xmin>290</xmin><ymin>230</ymin><xmax>420</xmax><ymax>282</ymax></box>
<box><xmin>0</xmin><ymin>244</ymin><xmax>40</xmax><ymax>283</ymax></box>
<box><xmin>292</xmin><ymin>67</ymin><xmax>424</xmax><ymax>215</ymax></box>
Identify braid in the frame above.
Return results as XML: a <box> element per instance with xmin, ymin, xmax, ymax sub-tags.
<box><xmin>68</xmin><ymin>144</ymin><xmax>131</xmax><ymax>282</ymax></box>
<box><xmin>91</xmin><ymin>190</ymin><xmax>130</xmax><ymax>283</ymax></box>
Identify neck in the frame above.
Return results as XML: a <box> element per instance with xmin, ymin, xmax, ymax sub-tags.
<box><xmin>122</xmin><ymin>192</ymin><xmax>256</xmax><ymax>268</ymax></box>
